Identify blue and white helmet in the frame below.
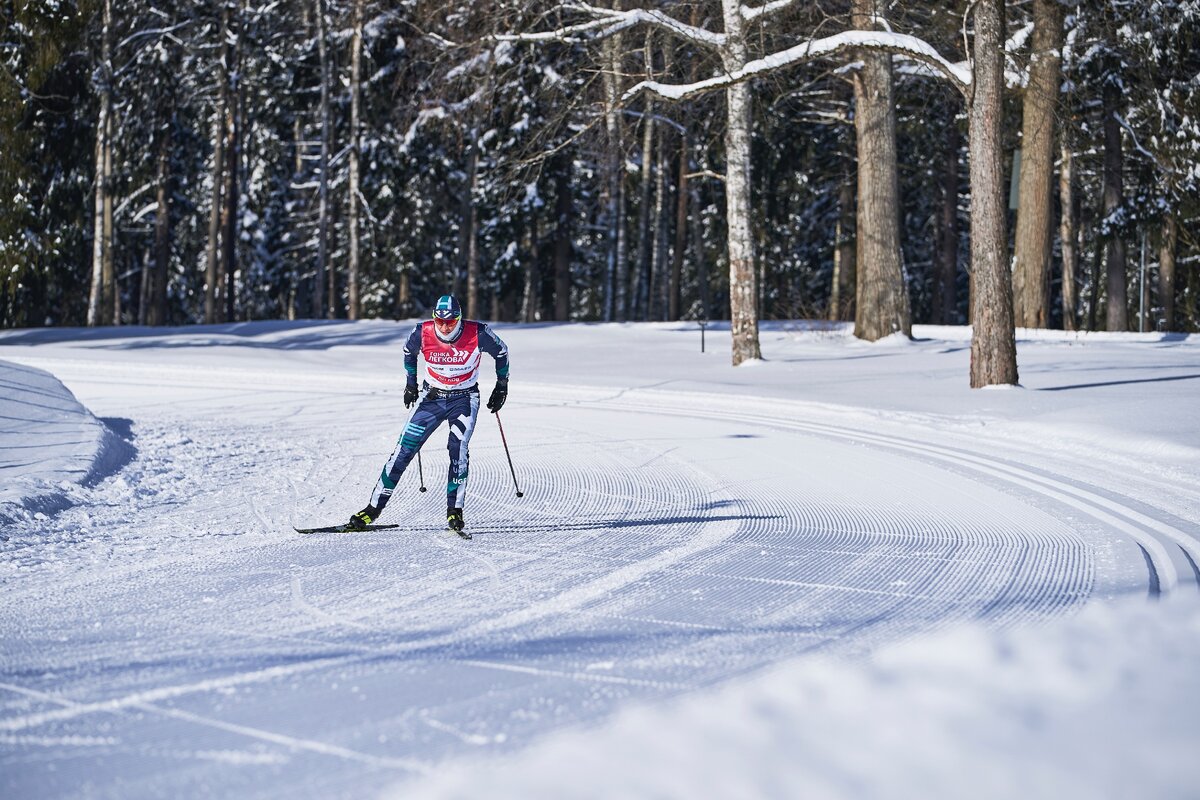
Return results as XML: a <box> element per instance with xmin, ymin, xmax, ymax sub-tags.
<box><xmin>433</xmin><ymin>294</ymin><xmax>461</xmax><ymax>321</ymax></box>
<box><xmin>432</xmin><ymin>294</ymin><xmax>463</xmax><ymax>341</ymax></box>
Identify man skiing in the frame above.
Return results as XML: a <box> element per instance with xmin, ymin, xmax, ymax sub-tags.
<box><xmin>348</xmin><ymin>294</ymin><xmax>509</xmax><ymax>536</ymax></box>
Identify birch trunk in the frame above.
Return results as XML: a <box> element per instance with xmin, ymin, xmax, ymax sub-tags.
<box><xmin>721</xmin><ymin>0</ymin><xmax>761</xmax><ymax>364</ymax></box>
<box><xmin>653</xmin><ymin>124</ymin><xmax>669</xmax><ymax>321</ymax></box>
<box><xmin>347</xmin><ymin>0</ymin><xmax>364</xmax><ymax>320</ymax></box>
<box><xmin>851</xmin><ymin>0</ymin><xmax>910</xmax><ymax>341</ymax></box>
<box><xmin>221</xmin><ymin>19</ymin><xmax>240</xmax><ymax>324</ymax></box>
<box><xmin>1102</xmin><ymin>74</ymin><xmax>1128</xmax><ymax>331</ymax></box>
<box><xmin>601</xmin><ymin>31</ymin><xmax>625</xmax><ymax>321</ymax></box>
<box><xmin>1012</xmin><ymin>0</ymin><xmax>1063</xmax><ymax>329</ymax></box>
<box><xmin>87</xmin><ymin>0</ymin><xmax>113</xmax><ymax>327</ymax></box>
<box><xmin>634</xmin><ymin>92</ymin><xmax>654</xmax><ymax>320</ymax></box>
<box><xmin>314</xmin><ymin>0</ymin><xmax>329</xmax><ymax>318</ymax></box>
<box><xmin>968</xmin><ymin>0</ymin><xmax>1019</xmax><ymax>387</ymax></box>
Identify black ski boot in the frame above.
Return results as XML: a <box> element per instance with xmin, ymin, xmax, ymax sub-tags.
<box><xmin>348</xmin><ymin>504</ymin><xmax>380</xmax><ymax>531</ymax></box>
<box><xmin>447</xmin><ymin>508</ymin><xmax>470</xmax><ymax>539</ymax></box>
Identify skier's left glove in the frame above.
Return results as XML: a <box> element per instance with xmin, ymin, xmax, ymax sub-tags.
<box><xmin>403</xmin><ymin>383</ymin><xmax>419</xmax><ymax>408</ymax></box>
<box><xmin>487</xmin><ymin>380</ymin><xmax>508</xmax><ymax>413</ymax></box>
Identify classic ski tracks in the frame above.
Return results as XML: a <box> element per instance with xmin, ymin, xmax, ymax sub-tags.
<box><xmin>596</xmin><ymin>389</ymin><xmax>1200</xmax><ymax>599</ymax></box>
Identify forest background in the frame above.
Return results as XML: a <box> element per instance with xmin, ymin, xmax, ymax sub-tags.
<box><xmin>1</xmin><ymin>0</ymin><xmax>1197</xmax><ymax>380</ymax></box>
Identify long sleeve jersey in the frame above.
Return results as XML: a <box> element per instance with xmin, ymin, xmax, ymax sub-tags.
<box><xmin>403</xmin><ymin>320</ymin><xmax>509</xmax><ymax>391</ymax></box>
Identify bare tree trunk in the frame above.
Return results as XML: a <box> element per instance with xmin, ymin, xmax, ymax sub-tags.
<box><xmin>968</xmin><ymin>0</ymin><xmax>1019</xmax><ymax>387</ymax></box>
<box><xmin>221</xmin><ymin>6</ymin><xmax>240</xmax><ymax>325</ymax></box>
<box><xmin>521</xmin><ymin>216</ymin><xmax>540</xmax><ymax>322</ymax></box>
<box><xmin>88</xmin><ymin>0</ymin><xmax>114</xmax><ymax>328</ymax></box>
<box><xmin>635</xmin><ymin>94</ymin><xmax>655</xmax><ymax>320</ymax></box>
<box><xmin>204</xmin><ymin>90</ymin><xmax>225</xmax><ymax>325</ymax></box>
<box><xmin>1059</xmin><ymin>131</ymin><xmax>1079</xmax><ymax>331</ymax></box>
<box><xmin>1102</xmin><ymin>73</ymin><xmax>1128</xmax><ymax>331</ymax></box>
<box><xmin>601</xmin><ymin>29</ymin><xmax>625</xmax><ymax>321</ymax></box>
<box><xmin>553</xmin><ymin>151</ymin><xmax>573</xmax><ymax>321</ymax></box>
<box><xmin>347</xmin><ymin>0</ymin><xmax>364</xmax><ymax>320</ymax></box>
<box><xmin>464</xmin><ymin>131</ymin><xmax>480</xmax><ymax>319</ymax></box>
<box><xmin>670</xmin><ymin>135</ymin><xmax>687</xmax><ymax>321</ymax></box>
<box><xmin>1159</xmin><ymin>214</ymin><xmax>1178</xmax><ymax>331</ymax></box>
<box><xmin>1012</xmin><ymin>0</ymin><xmax>1063</xmax><ymax>329</ymax></box>
<box><xmin>692</xmin><ymin>176</ymin><xmax>710</xmax><ymax>321</ymax></box>
<box><xmin>150</xmin><ymin>123</ymin><xmax>171</xmax><ymax>326</ymax></box>
<box><xmin>933</xmin><ymin>113</ymin><xmax>960</xmax><ymax>324</ymax></box>
<box><xmin>653</xmin><ymin>123</ymin><xmax>669</xmax><ymax>321</ymax></box>
<box><xmin>829</xmin><ymin>171</ymin><xmax>857</xmax><ymax>322</ymax></box>
<box><xmin>1087</xmin><ymin>225</ymin><xmax>1102</xmax><ymax>331</ymax></box>
<box><xmin>721</xmin><ymin>0</ymin><xmax>761</xmax><ymax>364</ymax></box>
<box><xmin>851</xmin><ymin>0</ymin><xmax>911</xmax><ymax>341</ymax></box>
<box><xmin>315</xmin><ymin>0</ymin><xmax>331</xmax><ymax>319</ymax></box>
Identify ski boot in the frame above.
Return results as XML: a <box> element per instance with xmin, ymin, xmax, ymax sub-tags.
<box><xmin>447</xmin><ymin>508</ymin><xmax>470</xmax><ymax>539</ymax></box>
<box><xmin>347</xmin><ymin>504</ymin><xmax>380</xmax><ymax>531</ymax></box>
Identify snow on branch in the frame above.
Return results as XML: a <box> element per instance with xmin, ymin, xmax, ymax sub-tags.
<box><xmin>625</xmin><ymin>30</ymin><xmax>971</xmax><ymax>104</ymax></box>
<box><xmin>741</xmin><ymin>0</ymin><xmax>804</xmax><ymax>23</ymax></box>
<box><xmin>495</xmin><ymin>4</ymin><xmax>725</xmax><ymax>49</ymax></box>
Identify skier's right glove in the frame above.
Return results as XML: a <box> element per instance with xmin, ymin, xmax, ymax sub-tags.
<box><xmin>487</xmin><ymin>380</ymin><xmax>508</xmax><ymax>413</ymax></box>
<box><xmin>403</xmin><ymin>383</ymin><xmax>419</xmax><ymax>408</ymax></box>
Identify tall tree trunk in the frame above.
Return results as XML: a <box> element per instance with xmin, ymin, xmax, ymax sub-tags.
<box><xmin>1059</xmin><ymin>130</ymin><xmax>1079</xmax><ymax>331</ymax></box>
<box><xmin>88</xmin><ymin>0</ymin><xmax>113</xmax><ymax>328</ymax></box>
<box><xmin>851</xmin><ymin>0</ymin><xmax>910</xmax><ymax>341</ymax></box>
<box><xmin>968</xmin><ymin>0</ymin><xmax>1019</xmax><ymax>387</ymax></box>
<box><xmin>1102</xmin><ymin>72</ymin><xmax>1128</xmax><ymax>331</ymax></box>
<box><xmin>464</xmin><ymin>129</ymin><xmax>480</xmax><ymax>319</ymax></box>
<box><xmin>1087</xmin><ymin>224</ymin><xmax>1102</xmax><ymax>331</ymax></box>
<box><xmin>553</xmin><ymin>151</ymin><xmax>573</xmax><ymax>321</ymax></box>
<box><xmin>635</xmin><ymin>94</ymin><xmax>655</xmax><ymax>320</ymax></box>
<box><xmin>692</xmin><ymin>176</ymin><xmax>710</xmax><ymax>321</ymax></box>
<box><xmin>601</xmin><ymin>29</ymin><xmax>625</xmax><ymax>322</ymax></box>
<box><xmin>347</xmin><ymin>0</ymin><xmax>364</xmax><ymax>320</ymax></box>
<box><xmin>204</xmin><ymin>88</ymin><xmax>225</xmax><ymax>325</ymax></box>
<box><xmin>1159</xmin><ymin>214</ymin><xmax>1177</xmax><ymax>331</ymax></box>
<box><xmin>829</xmin><ymin>170</ymin><xmax>857</xmax><ymax>322</ymax></box>
<box><xmin>150</xmin><ymin>122</ymin><xmax>171</xmax><ymax>326</ymax></box>
<box><xmin>670</xmin><ymin>135</ymin><xmax>687</xmax><ymax>321</ymax></box>
<box><xmin>221</xmin><ymin>5</ymin><xmax>240</xmax><ymax>325</ymax></box>
<box><xmin>315</xmin><ymin>0</ymin><xmax>333</xmax><ymax>318</ymax></box>
<box><xmin>721</xmin><ymin>0</ymin><xmax>761</xmax><ymax>364</ymax></box>
<box><xmin>1012</xmin><ymin>0</ymin><xmax>1063</xmax><ymax>329</ymax></box>
<box><xmin>524</xmin><ymin>216</ymin><xmax>541</xmax><ymax>322</ymax></box>
<box><xmin>653</xmin><ymin>123</ymin><xmax>669</xmax><ymax>321</ymax></box>
<box><xmin>933</xmin><ymin>112</ymin><xmax>960</xmax><ymax>324</ymax></box>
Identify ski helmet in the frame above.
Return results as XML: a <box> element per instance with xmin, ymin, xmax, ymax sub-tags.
<box><xmin>432</xmin><ymin>295</ymin><xmax>462</xmax><ymax>321</ymax></box>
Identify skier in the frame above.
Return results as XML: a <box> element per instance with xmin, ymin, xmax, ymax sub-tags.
<box><xmin>348</xmin><ymin>294</ymin><xmax>509</xmax><ymax>535</ymax></box>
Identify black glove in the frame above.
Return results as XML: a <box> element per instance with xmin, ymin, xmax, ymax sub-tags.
<box><xmin>487</xmin><ymin>381</ymin><xmax>508</xmax><ymax>413</ymax></box>
<box><xmin>403</xmin><ymin>383</ymin><xmax>419</xmax><ymax>408</ymax></box>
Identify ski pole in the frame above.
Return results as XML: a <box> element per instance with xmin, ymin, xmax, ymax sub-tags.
<box><xmin>417</xmin><ymin>449</ymin><xmax>427</xmax><ymax>492</ymax></box>
<box><xmin>494</xmin><ymin>412</ymin><xmax>523</xmax><ymax>498</ymax></box>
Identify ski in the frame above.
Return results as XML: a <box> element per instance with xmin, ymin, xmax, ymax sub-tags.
<box><xmin>448</xmin><ymin>527</ymin><xmax>472</xmax><ymax>540</ymax></box>
<box><xmin>293</xmin><ymin>523</ymin><xmax>402</xmax><ymax>535</ymax></box>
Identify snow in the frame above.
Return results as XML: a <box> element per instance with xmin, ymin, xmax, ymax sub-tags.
<box><xmin>0</xmin><ymin>320</ymin><xmax>1197</xmax><ymax>799</ymax></box>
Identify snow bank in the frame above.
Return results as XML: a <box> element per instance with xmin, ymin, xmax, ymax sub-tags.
<box><xmin>0</xmin><ymin>359</ymin><xmax>128</xmax><ymax>525</ymax></box>
<box><xmin>400</xmin><ymin>596</ymin><xmax>1200</xmax><ymax>800</ymax></box>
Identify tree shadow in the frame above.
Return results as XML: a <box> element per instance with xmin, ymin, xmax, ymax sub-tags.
<box><xmin>1037</xmin><ymin>373</ymin><xmax>1200</xmax><ymax>392</ymax></box>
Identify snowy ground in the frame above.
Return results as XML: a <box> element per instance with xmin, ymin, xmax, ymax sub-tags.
<box><xmin>1</xmin><ymin>320</ymin><xmax>1198</xmax><ymax>799</ymax></box>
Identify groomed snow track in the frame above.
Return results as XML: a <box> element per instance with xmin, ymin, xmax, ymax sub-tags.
<box><xmin>1</xmin><ymin>358</ymin><xmax>1195</xmax><ymax>799</ymax></box>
